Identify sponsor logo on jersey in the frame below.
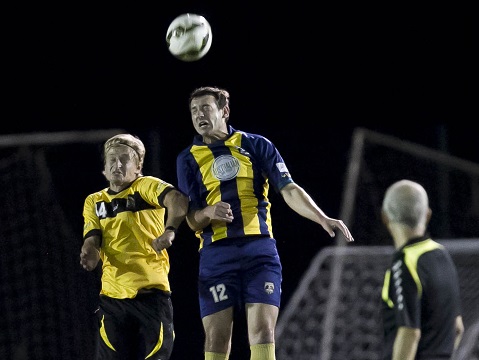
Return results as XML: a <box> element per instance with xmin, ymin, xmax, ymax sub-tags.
<box><xmin>212</xmin><ymin>155</ymin><xmax>240</xmax><ymax>181</ymax></box>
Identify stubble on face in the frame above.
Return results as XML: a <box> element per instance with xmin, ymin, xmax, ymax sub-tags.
<box><xmin>191</xmin><ymin>97</ymin><xmax>228</xmax><ymax>144</ymax></box>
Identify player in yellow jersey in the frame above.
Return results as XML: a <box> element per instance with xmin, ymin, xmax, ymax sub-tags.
<box><xmin>80</xmin><ymin>133</ymin><xmax>188</xmax><ymax>360</ymax></box>
<box><xmin>176</xmin><ymin>87</ymin><xmax>354</xmax><ymax>360</ymax></box>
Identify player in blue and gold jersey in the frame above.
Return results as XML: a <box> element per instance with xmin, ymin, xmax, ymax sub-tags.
<box><xmin>381</xmin><ymin>180</ymin><xmax>464</xmax><ymax>360</ymax></box>
<box><xmin>80</xmin><ymin>134</ymin><xmax>188</xmax><ymax>360</ymax></box>
<box><xmin>176</xmin><ymin>86</ymin><xmax>354</xmax><ymax>360</ymax></box>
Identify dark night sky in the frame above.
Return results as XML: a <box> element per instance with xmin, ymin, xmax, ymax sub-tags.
<box><xmin>4</xmin><ymin>2</ymin><xmax>474</xmax><ymax>359</ymax></box>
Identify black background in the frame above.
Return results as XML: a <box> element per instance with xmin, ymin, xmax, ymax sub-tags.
<box><xmin>4</xmin><ymin>2</ymin><xmax>474</xmax><ymax>359</ymax></box>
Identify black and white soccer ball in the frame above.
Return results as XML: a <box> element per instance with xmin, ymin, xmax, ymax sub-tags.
<box><xmin>166</xmin><ymin>13</ymin><xmax>212</xmax><ymax>62</ymax></box>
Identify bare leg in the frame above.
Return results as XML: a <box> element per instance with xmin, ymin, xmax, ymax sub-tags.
<box><xmin>246</xmin><ymin>303</ymin><xmax>278</xmax><ymax>345</ymax></box>
<box><xmin>202</xmin><ymin>307</ymin><xmax>234</xmax><ymax>354</ymax></box>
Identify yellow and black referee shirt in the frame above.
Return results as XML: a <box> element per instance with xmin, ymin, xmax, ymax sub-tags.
<box><xmin>381</xmin><ymin>235</ymin><xmax>462</xmax><ymax>359</ymax></box>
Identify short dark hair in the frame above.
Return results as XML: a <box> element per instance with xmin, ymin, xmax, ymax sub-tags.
<box><xmin>189</xmin><ymin>86</ymin><xmax>230</xmax><ymax>111</ymax></box>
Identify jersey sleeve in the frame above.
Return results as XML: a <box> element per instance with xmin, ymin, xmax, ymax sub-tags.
<box><xmin>245</xmin><ymin>133</ymin><xmax>294</xmax><ymax>192</ymax></box>
<box><xmin>391</xmin><ymin>258</ymin><xmax>421</xmax><ymax>328</ymax></box>
<box><xmin>139</xmin><ymin>176</ymin><xmax>175</xmax><ymax>208</ymax></box>
<box><xmin>177</xmin><ymin>148</ymin><xmax>202</xmax><ymax>210</ymax></box>
<box><xmin>82</xmin><ymin>193</ymin><xmax>102</xmax><ymax>239</ymax></box>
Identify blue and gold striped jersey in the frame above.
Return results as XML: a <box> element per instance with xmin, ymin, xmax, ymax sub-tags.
<box><xmin>83</xmin><ymin>176</ymin><xmax>175</xmax><ymax>299</ymax></box>
<box><xmin>176</xmin><ymin>126</ymin><xmax>294</xmax><ymax>249</ymax></box>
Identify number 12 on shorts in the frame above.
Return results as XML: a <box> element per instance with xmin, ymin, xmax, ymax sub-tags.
<box><xmin>209</xmin><ymin>284</ymin><xmax>228</xmax><ymax>303</ymax></box>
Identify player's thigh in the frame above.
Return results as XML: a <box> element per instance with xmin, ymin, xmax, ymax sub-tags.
<box><xmin>96</xmin><ymin>296</ymin><xmax>134</xmax><ymax>359</ymax></box>
<box><xmin>198</xmin><ymin>243</ymin><xmax>241</xmax><ymax>318</ymax></box>
<box><xmin>242</xmin><ymin>238</ymin><xmax>282</xmax><ymax>307</ymax></box>
<box><xmin>137</xmin><ymin>292</ymin><xmax>174</xmax><ymax>360</ymax></box>
<box><xmin>202</xmin><ymin>307</ymin><xmax>234</xmax><ymax>352</ymax></box>
<box><xmin>202</xmin><ymin>307</ymin><xmax>234</xmax><ymax>337</ymax></box>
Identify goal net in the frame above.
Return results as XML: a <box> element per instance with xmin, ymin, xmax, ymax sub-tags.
<box><xmin>275</xmin><ymin>241</ymin><xmax>479</xmax><ymax>360</ymax></box>
<box><xmin>275</xmin><ymin>128</ymin><xmax>479</xmax><ymax>360</ymax></box>
<box><xmin>0</xmin><ymin>130</ymin><xmax>124</xmax><ymax>360</ymax></box>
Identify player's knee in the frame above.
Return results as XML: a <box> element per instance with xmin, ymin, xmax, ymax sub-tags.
<box><xmin>248</xmin><ymin>326</ymin><xmax>275</xmax><ymax>345</ymax></box>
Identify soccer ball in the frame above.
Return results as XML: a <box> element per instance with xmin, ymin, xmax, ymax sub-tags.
<box><xmin>166</xmin><ymin>13</ymin><xmax>212</xmax><ymax>62</ymax></box>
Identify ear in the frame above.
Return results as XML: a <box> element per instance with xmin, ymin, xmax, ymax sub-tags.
<box><xmin>426</xmin><ymin>208</ymin><xmax>432</xmax><ymax>225</ymax></box>
<box><xmin>381</xmin><ymin>210</ymin><xmax>389</xmax><ymax>227</ymax></box>
<box><xmin>222</xmin><ymin>105</ymin><xmax>230</xmax><ymax>121</ymax></box>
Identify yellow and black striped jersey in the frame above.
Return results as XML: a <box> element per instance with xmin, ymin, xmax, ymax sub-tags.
<box><xmin>83</xmin><ymin>176</ymin><xmax>175</xmax><ymax>299</ymax></box>
<box><xmin>176</xmin><ymin>125</ymin><xmax>294</xmax><ymax>249</ymax></box>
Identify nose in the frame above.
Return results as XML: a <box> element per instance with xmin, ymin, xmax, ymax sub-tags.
<box><xmin>110</xmin><ymin>158</ymin><xmax>123</xmax><ymax>171</ymax></box>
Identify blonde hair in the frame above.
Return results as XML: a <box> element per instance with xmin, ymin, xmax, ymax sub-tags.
<box><xmin>103</xmin><ymin>134</ymin><xmax>145</xmax><ymax>169</ymax></box>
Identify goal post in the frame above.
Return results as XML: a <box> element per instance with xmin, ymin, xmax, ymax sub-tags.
<box><xmin>338</xmin><ymin>127</ymin><xmax>479</xmax><ymax>247</ymax></box>
<box><xmin>276</xmin><ymin>127</ymin><xmax>479</xmax><ymax>360</ymax></box>
<box><xmin>276</xmin><ymin>241</ymin><xmax>479</xmax><ymax>360</ymax></box>
<box><xmin>0</xmin><ymin>129</ymin><xmax>127</xmax><ymax>360</ymax></box>
<box><xmin>0</xmin><ymin>129</ymin><xmax>127</xmax><ymax>147</ymax></box>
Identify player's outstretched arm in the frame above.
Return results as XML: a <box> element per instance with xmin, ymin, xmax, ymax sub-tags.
<box><xmin>280</xmin><ymin>183</ymin><xmax>354</xmax><ymax>242</ymax></box>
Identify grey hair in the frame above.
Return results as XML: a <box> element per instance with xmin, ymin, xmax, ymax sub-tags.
<box><xmin>382</xmin><ymin>179</ymin><xmax>429</xmax><ymax>228</ymax></box>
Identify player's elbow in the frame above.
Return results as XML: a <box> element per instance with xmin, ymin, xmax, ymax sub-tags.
<box><xmin>186</xmin><ymin>212</ymin><xmax>204</xmax><ymax>231</ymax></box>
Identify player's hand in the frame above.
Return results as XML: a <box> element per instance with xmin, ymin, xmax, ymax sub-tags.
<box><xmin>152</xmin><ymin>230</ymin><xmax>175</xmax><ymax>253</ymax></box>
<box><xmin>80</xmin><ymin>245</ymin><xmax>100</xmax><ymax>271</ymax></box>
<box><xmin>323</xmin><ymin>218</ymin><xmax>354</xmax><ymax>242</ymax></box>
<box><xmin>206</xmin><ymin>201</ymin><xmax>234</xmax><ymax>223</ymax></box>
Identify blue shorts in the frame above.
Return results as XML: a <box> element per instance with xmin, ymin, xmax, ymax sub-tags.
<box><xmin>198</xmin><ymin>236</ymin><xmax>282</xmax><ymax>318</ymax></box>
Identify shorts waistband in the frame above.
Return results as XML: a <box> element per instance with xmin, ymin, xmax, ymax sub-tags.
<box><xmin>137</xmin><ymin>288</ymin><xmax>171</xmax><ymax>297</ymax></box>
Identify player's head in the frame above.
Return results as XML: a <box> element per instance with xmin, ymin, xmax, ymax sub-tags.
<box><xmin>381</xmin><ymin>179</ymin><xmax>431</xmax><ymax>229</ymax></box>
<box><xmin>189</xmin><ymin>86</ymin><xmax>230</xmax><ymax>122</ymax></box>
<box><xmin>103</xmin><ymin>134</ymin><xmax>145</xmax><ymax>171</ymax></box>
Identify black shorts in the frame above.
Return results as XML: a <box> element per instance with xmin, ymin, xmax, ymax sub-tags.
<box><xmin>95</xmin><ymin>289</ymin><xmax>174</xmax><ymax>360</ymax></box>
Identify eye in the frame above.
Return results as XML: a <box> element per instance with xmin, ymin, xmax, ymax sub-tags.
<box><xmin>119</xmin><ymin>154</ymin><xmax>133</xmax><ymax>164</ymax></box>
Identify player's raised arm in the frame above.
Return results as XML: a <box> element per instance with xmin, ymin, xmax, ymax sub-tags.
<box><xmin>280</xmin><ymin>182</ymin><xmax>354</xmax><ymax>242</ymax></box>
